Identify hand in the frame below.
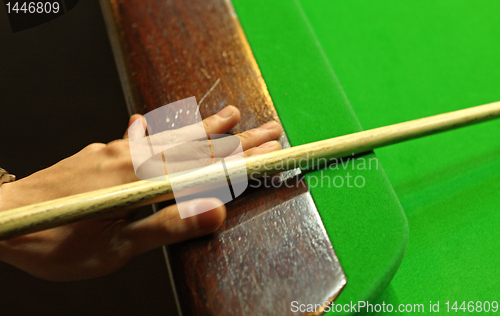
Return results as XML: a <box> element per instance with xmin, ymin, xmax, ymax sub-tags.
<box><xmin>0</xmin><ymin>106</ymin><xmax>282</xmax><ymax>281</ymax></box>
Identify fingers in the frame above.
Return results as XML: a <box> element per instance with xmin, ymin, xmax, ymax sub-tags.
<box><xmin>236</xmin><ymin>121</ymin><xmax>282</xmax><ymax>151</ymax></box>
<box><xmin>124</xmin><ymin>107</ymin><xmax>239</xmax><ymax>144</ymax></box>
<box><xmin>120</xmin><ymin>198</ymin><xmax>226</xmax><ymax>256</ymax></box>
<box><xmin>203</xmin><ymin>106</ymin><xmax>240</xmax><ymax>135</ymax></box>
<box><xmin>124</xmin><ymin>114</ymin><xmax>147</xmax><ymax>139</ymax></box>
<box><xmin>124</xmin><ymin>108</ymin><xmax>281</xmax><ymax>151</ymax></box>
<box><xmin>244</xmin><ymin>140</ymin><xmax>282</xmax><ymax>157</ymax></box>
<box><xmin>123</xmin><ymin>108</ymin><xmax>282</xmax><ymax>159</ymax></box>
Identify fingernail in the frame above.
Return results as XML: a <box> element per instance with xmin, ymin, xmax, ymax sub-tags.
<box><xmin>217</xmin><ymin>106</ymin><xmax>235</xmax><ymax>119</ymax></box>
<box><xmin>259</xmin><ymin>121</ymin><xmax>279</xmax><ymax>130</ymax></box>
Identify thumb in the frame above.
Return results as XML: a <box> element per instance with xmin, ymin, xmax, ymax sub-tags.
<box><xmin>119</xmin><ymin>198</ymin><xmax>226</xmax><ymax>256</ymax></box>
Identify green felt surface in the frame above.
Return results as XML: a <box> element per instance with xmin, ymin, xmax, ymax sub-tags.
<box><xmin>232</xmin><ymin>0</ymin><xmax>409</xmax><ymax>312</ymax></box>
<box><xmin>234</xmin><ymin>0</ymin><xmax>500</xmax><ymax>314</ymax></box>
<box><xmin>298</xmin><ymin>0</ymin><xmax>500</xmax><ymax>312</ymax></box>
<box><xmin>235</xmin><ymin>0</ymin><xmax>500</xmax><ymax>314</ymax></box>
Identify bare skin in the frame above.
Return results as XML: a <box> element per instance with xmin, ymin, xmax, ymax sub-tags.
<box><xmin>0</xmin><ymin>106</ymin><xmax>282</xmax><ymax>281</ymax></box>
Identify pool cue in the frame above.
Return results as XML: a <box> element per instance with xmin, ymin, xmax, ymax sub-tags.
<box><xmin>0</xmin><ymin>101</ymin><xmax>499</xmax><ymax>240</ymax></box>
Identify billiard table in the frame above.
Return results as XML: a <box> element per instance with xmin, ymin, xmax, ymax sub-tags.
<box><xmin>231</xmin><ymin>0</ymin><xmax>500</xmax><ymax>313</ymax></box>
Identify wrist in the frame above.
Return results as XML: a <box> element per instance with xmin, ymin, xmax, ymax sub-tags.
<box><xmin>0</xmin><ymin>182</ymin><xmax>19</xmax><ymax>212</ymax></box>
<box><xmin>0</xmin><ymin>183</ymin><xmax>10</xmax><ymax>212</ymax></box>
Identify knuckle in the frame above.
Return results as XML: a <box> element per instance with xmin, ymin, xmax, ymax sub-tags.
<box><xmin>203</xmin><ymin>115</ymin><xmax>217</xmax><ymax>129</ymax></box>
<box><xmin>85</xmin><ymin>142</ymin><xmax>106</xmax><ymax>151</ymax></box>
<box><xmin>104</xmin><ymin>140</ymin><xmax>129</xmax><ymax>157</ymax></box>
<box><xmin>241</xmin><ymin>128</ymin><xmax>259</xmax><ymax>140</ymax></box>
<box><xmin>157</xmin><ymin>209</ymin><xmax>179</xmax><ymax>234</ymax></box>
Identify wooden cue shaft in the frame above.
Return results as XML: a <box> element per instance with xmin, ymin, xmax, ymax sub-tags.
<box><xmin>0</xmin><ymin>101</ymin><xmax>499</xmax><ymax>240</ymax></box>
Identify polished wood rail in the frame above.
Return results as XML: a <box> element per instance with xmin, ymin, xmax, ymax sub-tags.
<box><xmin>98</xmin><ymin>0</ymin><xmax>345</xmax><ymax>315</ymax></box>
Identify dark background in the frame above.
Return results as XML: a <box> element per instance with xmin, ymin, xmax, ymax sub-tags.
<box><xmin>0</xmin><ymin>0</ymin><xmax>177</xmax><ymax>314</ymax></box>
